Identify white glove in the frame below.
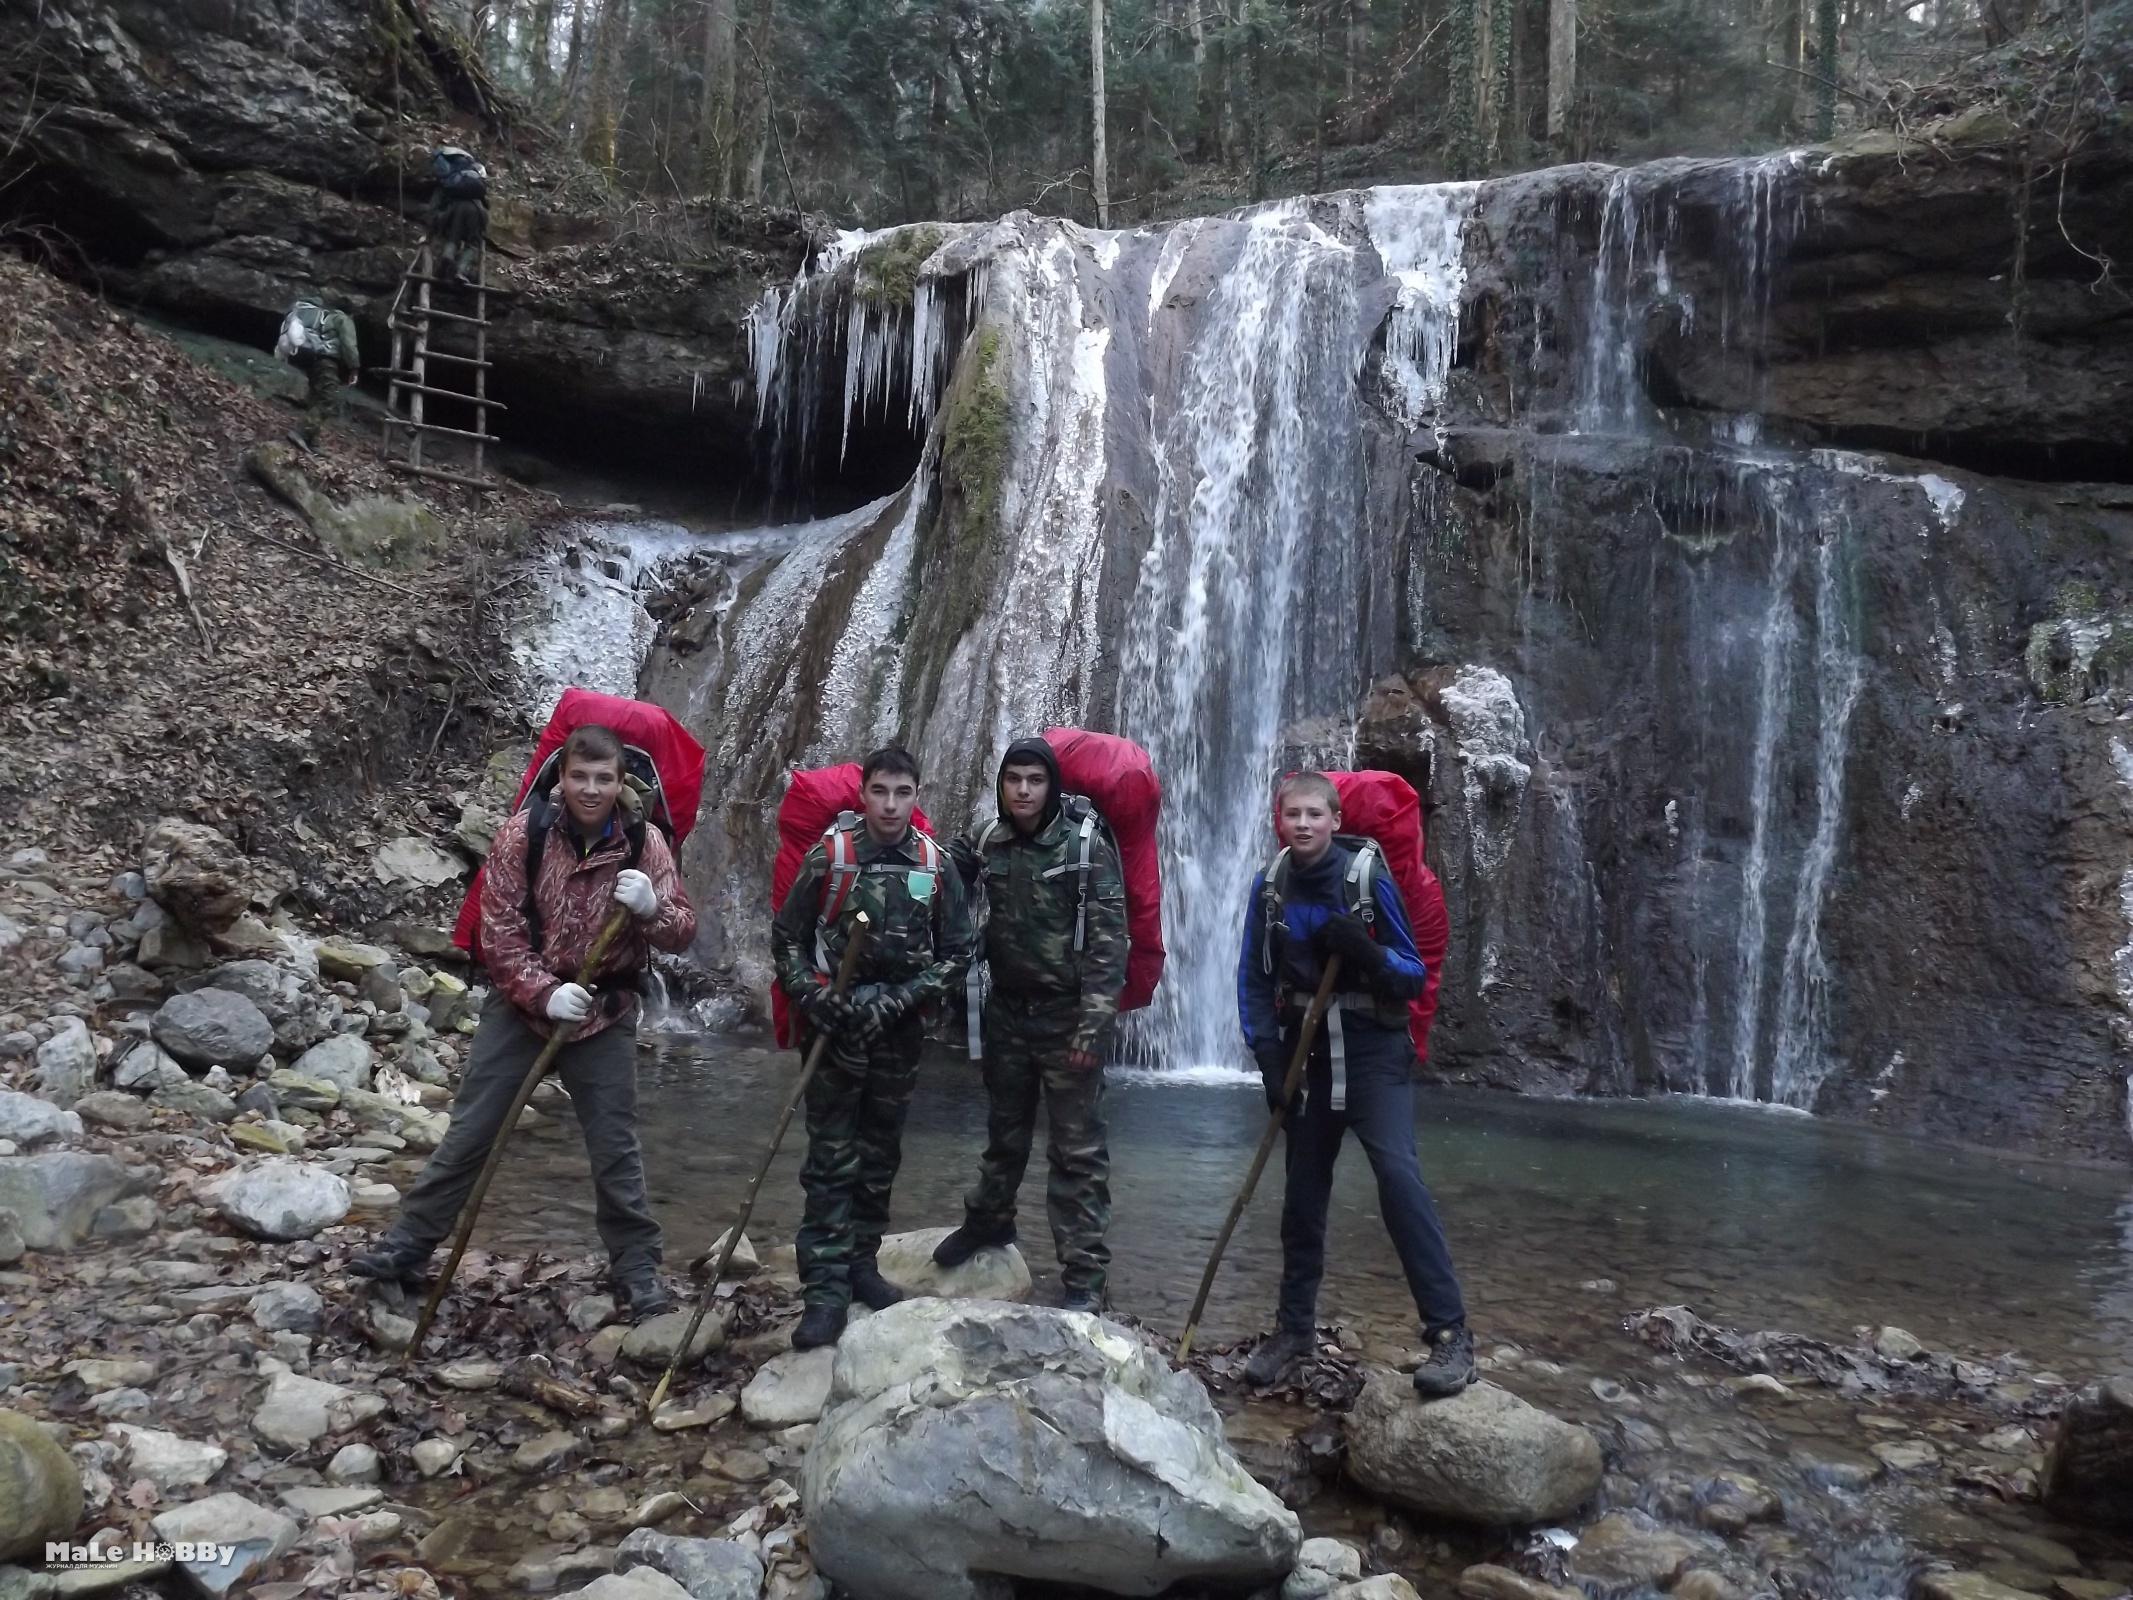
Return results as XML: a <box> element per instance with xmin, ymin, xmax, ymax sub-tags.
<box><xmin>545</xmin><ymin>983</ymin><xmax>594</xmax><ymax>1024</ymax></box>
<box><xmin>613</xmin><ymin>868</ymin><xmax>657</xmax><ymax>919</ymax></box>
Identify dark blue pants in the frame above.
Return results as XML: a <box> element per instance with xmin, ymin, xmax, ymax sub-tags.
<box><xmin>1275</xmin><ymin>1026</ymin><xmax>1466</xmax><ymax>1336</ymax></box>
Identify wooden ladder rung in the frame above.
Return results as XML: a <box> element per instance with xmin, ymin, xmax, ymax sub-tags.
<box><xmin>390</xmin><ymin>304</ymin><xmax>489</xmax><ymax>327</ymax></box>
<box><xmin>390</xmin><ymin>348</ymin><xmax>492</xmax><ymax>370</ymax></box>
<box><xmin>401</xmin><ymin>273</ymin><xmax>516</xmax><ymax>295</ymax></box>
<box><xmin>392</xmin><ymin>418</ymin><xmax>501</xmax><ymax>444</ymax></box>
<box><xmin>386</xmin><ymin>377</ymin><xmax>509</xmax><ymax>410</ymax></box>
<box><xmin>390</xmin><ymin>461</ymin><xmax>496</xmax><ymax>491</ymax></box>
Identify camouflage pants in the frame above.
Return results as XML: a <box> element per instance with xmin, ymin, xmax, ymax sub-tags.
<box><xmin>963</xmin><ymin>995</ymin><xmax>1110</xmax><ymax>1298</ymax></box>
<box><xmin>796</xmin><ymin>1020</ymin><xmax>922</xmax><ymax>1309</ymax></box>
<box><xmin>300</xmin><ymin>362</ymin><xmax>344</xmax><ymax>444</ymax></box>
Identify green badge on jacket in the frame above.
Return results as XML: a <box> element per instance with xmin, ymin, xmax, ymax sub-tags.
<box><xmin>907</xmin><ymin>870</ymin><xmax>936</xmax><ymax>903</ymax></box>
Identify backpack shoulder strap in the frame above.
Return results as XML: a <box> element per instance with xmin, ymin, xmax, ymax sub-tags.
<box><xmin>522</xmin><ymin>795</ymin><xmax>558</xmax><ymax>953</ymax></box>
<box><xmin>1260</xmin><ymin>846</ymin><xmax>1292</xmax><ymax>977</ymax></box>
<box><xmin>1071</xmin><ymin>807</ymin><xmax>1098</xmax><ymax>954</ymax></box>
<box><xmin>816</xmin><ymin>813</ymin><xmax>862</xmax><ymax>927</ymax></box>
<box><xmin>1344</xmin><ymin>840</ymin><xmax>1381</xmax><ymax>930</ymax></box>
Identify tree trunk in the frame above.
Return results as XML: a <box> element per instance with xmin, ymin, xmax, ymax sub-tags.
<box><xmin>561</xmin><ymin>0</ymin><xmax>591</xmax><ymax>141</ymax></box>
<box><xmin>1767</xmin><ymin>0</ymin><xmax>1802</xmax><ymax>136</ymax></box>
<box><xmin>1814</xmin><ymin>0</ymin><xmax>1838</xmax><ymax>136</ymax></box>
<box><xmin>1546</xmin><ymin>0</ymin><xmax>1575</xmax><ymax>150</ymax></box>
<box><xmin>1188</xmin><ymin>0</ymin><xmax>1218</xmax><ymax>160</ymax></box>
<box><xmin>698</xmin><ymin>0</ymin><xmax>738</xmax><ymax>193</ymax></box>
<box><xmin>1090</xmin><ymin>0</ymin><xmax>1111</xmax><ymax>225</ymax></box>
<box><xmin>527</xmin><ymin>0</ymin><xmax>557</xmax><ymax>99</ymax></box>
<box><xmin>583</xmin><ymin>0</ymin><xmax>631</xmax><ymax>170</ymax></box>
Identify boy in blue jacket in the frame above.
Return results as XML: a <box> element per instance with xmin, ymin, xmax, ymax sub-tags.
<box><xmin>1236</xmin><ymin>771</ymin><xmax>1475</xmax><ymax>1397</ymax></box>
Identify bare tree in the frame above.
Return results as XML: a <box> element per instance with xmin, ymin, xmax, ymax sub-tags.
<box><xmin>1547</xmin><ymin>0</ymin><xmax>1577</xmax><ymax>150</ymax></box>
<box><xmin>698</xmin><ymin>0</ymin><xmax>738</xmax><ymax>193</ymax></box>
<box><xmin>1091</xmin><ymin>0</ymin><xmax>1112</xmax><ymax>225</ymax></box>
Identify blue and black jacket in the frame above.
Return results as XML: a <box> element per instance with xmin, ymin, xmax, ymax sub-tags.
<box><xmin>1238</xmin><ymin>841</ymin><xmax>1428</xmax><ymax>1069</ymax></box>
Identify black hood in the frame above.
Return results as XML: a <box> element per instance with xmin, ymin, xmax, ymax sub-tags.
<box><xmin>996</xmin><ymin>736</ymin><xmax>1064</xmax><ymax>833</ymax></box>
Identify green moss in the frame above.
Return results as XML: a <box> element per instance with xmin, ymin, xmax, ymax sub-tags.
<box><xmin>2054</xmin><ymin>578</ymin><xmax>2102</xmax><ymax>616</ymax></box>
<box><xmin>854</xmin><ymin>226</ymin><xmax>945</xmax><ymax>307</ymax></box>
<box><xmin>942</xmin><ymin>326</ymin><xmax>1007</xmax><ymax>533</ymax></box>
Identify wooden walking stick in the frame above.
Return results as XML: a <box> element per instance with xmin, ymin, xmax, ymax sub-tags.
<box><xmin>1175</xmin><ymin>956</ymin><xmax>1343</xmax><ymax>1364</ymax></box>
<box><xmin>644</xmin><ymin>914</ymin><xmax>872</xmax><ymax>1418</ymax></box>
<box><xmin>403</xmin><ymin>906</ymin><xmax>633</xmax><ymax>1361</ymax></box>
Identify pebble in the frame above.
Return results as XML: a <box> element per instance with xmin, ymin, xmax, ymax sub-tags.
<box><xmin>65</xmin><ymin>1358</ymin><xmax>157</xmax><ymax>1392</ymax></box>
<box><xmin>569</xmin><ymin>1295</ymin><xmax>618</xmax><ymax>1332</ymax></box>
<box><xmin>651</xmin><ymin>1394</ymin><xmax>736</xmax><ymax>1432</ymax></box>
<box><xmin>1871</xmin><ymin>1439</ymin><xmax>1942</xmax><ymax>1472</ymax></box>
<box><xmin>325</xmin><ymin>1442</ymin><xmax>382</xmax><ymax>1485</ymax></box>
<box><xmin>515</xmin><ymin>1430</ymin><xmax>580</xmax><ymax>1472</ymax></box>
<box><xmin>437</xmin><ymin>1357</ymin><xmax>504</xmax><ymax>1391</ymax></box>
<box><xmin>412</xmin><ymin>1437</ymin><xmax>464</xmax><ymax>1477</ymax></box>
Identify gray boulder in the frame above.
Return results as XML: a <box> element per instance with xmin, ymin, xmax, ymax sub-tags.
<box><xmin>251</xmin><ymin>1364</ymin><xmax>387</xmax><ymax>1450</ymax></box>
<box><xmin>141</xmin><ymin>818</ymin><xmax>261</xmax><ymax>936</ymax></box>
<box><xmin>0</xmin><ymin>1088</ymin><xmax>82</xmax><ymax>1147</ymax></box>
<box><xmin>1344</xmin><ymin>1372</ymin><xmax>1603</xmax><ymax>1525</ymax></box>
<box><xmin>205</xmin><ymin>1161</ymin><xmax>350</xmax><ymax>1240</ymax></box>
<box><xmin>741</xmin><ymin>1346</ymin><xmax>835</xmax><ymax>1427</ymax></box>
<box><xmin>32</xmin><ymin>1018</ymin><xmax>98</xmax><ymax>1105</ymax></box>
<box><xmin>2042</xmin><ymin>1376</ymin><xmax>2133</xmax><ymax>1529</ymax></box>
<box><xmin>248</xmin><ymin>1281</ymin><xmax>325</xmax><ymax>1333</ymax></box>
<box><xmin>114</xmin><ymin>1040</ymin><xmax>189</xmax><ymax>1092</ymax></box>
<box><xmin>0</xmin><ymin>1151</ymin><xmax>150</xmax><ymax>1249</ymax></box>
<box><xmin>150</xmin><ymin>1490</ymin><xmax>299</xmax><ymax>1597</ymax></box>
<box><xmin>73</xmin><ymin>1090</ymin><xmax>153</xmax><ymax>1131</ymax></box>
<box><xmin>291</xmin><ymin>1034</ymin><xmax>373</xmax><ymax>1094</ymax></box>
<box><xmin>616</xmin><ymin>1528</ymin><xmax>765</xmax><ymax>1599</ymax></box>
<box><xmin>152</xmin><ymin>989</ymin><xmax>273</xmax><ymax>1069</ymax></box>
<box><xmin>875</xmin><ymin>1226</ymin><xmax>1031</xmax><ymax>1302</ymax></box>
<box><xmin>199</xmin><ymin>960</ymin><xmax>334</xmax><ymax>1053</ymax></box>
<box><xmin>0</xmin><ymin>1408</ymin><xmax>83</xmax><ymax>1560</ymax></box>
<box><xmin>150</xmin><ymin>1076</ymin><xmax>239</xmax><ymax>1123</ymax></box>
<box><xmin>805</xmin><ymin>1300</ymin><xmax>1299</xmax><ymax>1600</ymax></box>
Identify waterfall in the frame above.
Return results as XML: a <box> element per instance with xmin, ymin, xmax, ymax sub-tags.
<box><xmin>510</xmin><ymin>519</ymin><xmax>709</xmax><ymax>719</ymax></box>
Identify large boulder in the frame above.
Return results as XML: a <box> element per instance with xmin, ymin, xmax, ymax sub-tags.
<box><xmin>741</xmin><ymin>1346</ymin><xmax>835</xmax><ymax>1427</ymax></box>
<box><xmin>205</xmin><ymin>1161</ymin><xmax>351</xmax><ymax>1241</ymax></box>
<box><xmin>291</xmin><ymin>1034</ymin><xmax>373</xmax><ymax>1094</ymax></box>
<box><xmin>199</xmin><ymin>960</ymin><xmax>334</xmax><ymax>1053</ymax></box>
<box><xmin>874</xmin><ymin>1226</ymin><xmax>1032</xmax><ymax>1303</ymax></box>
<box><xmin>615</xmin><ymin>1528</ymin><xmax>765</xmax><ymax>1599</ymax></box>
<box><xmin>0</xmin><ymin>1408</ymin><xmax>83</xmax><ymax>1560</ymax></box>
<box><xmin>0</xmin><ymin>1087</ymin><xmax>82</xmax><ymax>1147</ymax></box>
<box><xmin>32</xmin><ymin>1018</ymin><xmax>98</xmax><ymax>1105</ymax></box>
<box><xmin>142</xmin><ymin>819</ymin><xmax>261</xmax><ymax>936</ymax></box>
<box><xmin>1344</xmin><ymin>1372</ymin><xmax>1603</xmax><ymax>1526</ymax></box>
<box><xmin>2041</xmin><ymin>1377</ymin><xmax>2133</xmax><ymax>1529</ymax></box>
<box><xmin>0</xmin><ymin>1151</ymin><xmax>150</xmax><ymax>1249</ymax></box>
<box><xmin>805</xmin><ymin>1300</ymin><xmax>1299</xmax><ymax>1600</ymax></box>
<box><xmin>151</xmin><ymin>989</ymin><xmax>274</xmax><ymax>1069</ymax></box>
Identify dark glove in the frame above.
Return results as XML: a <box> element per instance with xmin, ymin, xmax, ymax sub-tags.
<box><xmin>1254</xmin><ymin>1042</ymin><xmax>1295</xmax><ymax>1115</ymax></box>
<box><xmin>1316</xmin><ymin>913</ymin><xmax>1389</xmax><ymax>978</ymax></box>
<box><xmin>848</xmin><ymin>982</ymin><xmax>911</xmax><ymax>1047</ymax></box>
<box><xmin>799</xmin><ymin>983</ymin><xmax>856</xmax><ymax>1035</ymax></box>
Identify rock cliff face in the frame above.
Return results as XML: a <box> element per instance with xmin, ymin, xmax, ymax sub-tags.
<box><xmin>0</xmin><ymin>0</ymin><xmax>805</xmax><ymax>470</ymax></box>
<box><xmin>641</xmin><ymin>121</ymin><xmax>2133</xmax><ymax>1161</ymax></box>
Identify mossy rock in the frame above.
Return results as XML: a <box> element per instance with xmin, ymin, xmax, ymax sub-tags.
<box><xmin>0</xmin><ymin>1408</ymin><xmax>84</xmax><ymax>1561</ymax></box>
<box><xmin>855</xmin><ymin>226</ymin><xmax>946</xmax><ymax>306</ymax></box>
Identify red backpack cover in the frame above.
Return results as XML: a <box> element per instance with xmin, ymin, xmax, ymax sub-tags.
<box><xmin>452</xmin><ymin>688</ymin><xmax>708</xmax><ymax>961</ymax></box>
<box><xmin>769</xmin><ymin>764</ymin><xmax>937</xmax><ymax>1048</ymax></box>
<box><xmin>1272</xmin><ymin>769</ymin><xmax>1448</xmax><ymax>1062</ymax></box>
<box><xmin>1044</xmin><ymin>727</ymin><xmax>1165</xmax><ymax>1012</ymax></box>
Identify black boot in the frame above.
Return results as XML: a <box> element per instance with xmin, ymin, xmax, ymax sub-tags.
<box><xmin>848</xmin><ymin>1263</ymin><xmax>907</xmax><ymax>1312</ymax></box>
<box><xmin>791</xmin><ymin>1301</ymin><xmax>848</xmax><ymax>1350</ymax></box>
<box><xmin>1060</xmin><ymin>1285</ymin><xmax>1105</xmax><ymax>1314</ymax></box>
<box><xmin>617</xmin><ymin>1271</ymin><xmax>676</xmax><ymax>1321</ymax></box>
<box><xmin>347</xmin><ymin>1236</ymin><xmax>432</xmax><ymax>1284</ymax></box>
<box><xmin>932</xmin><ymin>1219</ymin><xmax>1016</xmax><ymax>1269</ymax></box>
<box><xmin>1243</xmin><ymin>1328</ymin><xmax>1314</xmax><ymax>1386</ymax></box>
<box><xmin>1412</xmin><ymin>1322</ymin><xmax>1477</xmax><ymax>1398</ymax></box>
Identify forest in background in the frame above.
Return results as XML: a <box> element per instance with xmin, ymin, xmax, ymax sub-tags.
<box><xmin>430</xmin><ymin>0</ymin><xmax>2115</xmax><ymax>226</ymax></box>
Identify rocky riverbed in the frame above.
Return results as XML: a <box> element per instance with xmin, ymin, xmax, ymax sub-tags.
<box><xmin>3</xmin><ymin>827</ymin><xmax>2132</xmax><ymax>1600</ymax></box>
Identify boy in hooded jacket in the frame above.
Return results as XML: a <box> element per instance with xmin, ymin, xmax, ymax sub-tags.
<box><xmin>936</xmin><ymin>737</ymin><xmax>1129</xmax><ymax>1311</ymax></box>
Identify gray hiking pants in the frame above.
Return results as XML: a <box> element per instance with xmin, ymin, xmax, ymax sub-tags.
<box><xmin>386</xmin><ymin>991</ymin><xmax>662</xmax><ymax>1277</ymax></box>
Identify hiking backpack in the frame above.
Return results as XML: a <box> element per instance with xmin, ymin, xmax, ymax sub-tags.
<box><xmin>1265</xmin><ymin>768</ymin><xmax>1449</xmax><ymax>1062</ymax></box>
<box><xmin>275</xmin><ymin>303</ymin><xmax>332</xmax><ymax>363</ymax></box>
<box><xmin>1043</xmin><ymin>727</ymin><xmax>1164</xmax><ymax>1010</ymax></box>
<box><xmin>451</xmin><ymin>688</ymin><xmax>708</xmax><ymax>965</ymax></box>
<box><xmin>433</xmin><ymin>147</ymin><xmax>489</xmax><ymax>200</ymax></box>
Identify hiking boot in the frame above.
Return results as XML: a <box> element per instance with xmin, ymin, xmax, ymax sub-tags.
<box><xmin>1243</xmin><ymin>1328</ymin><xmax>1314</xmax><ymax>1387</ymax></box>
<box><xmin>848</xmin><ymin>1263</ymin><xmax>907</xmax><ymax>1312</ymax></box>
<box><xmin>617</xmin><ymin>1272</ymin><xmax>676</xmax><ymax>1321</ymax></box>
<box><xmin>1412</xmin><ymin>1323</ymin><xmax>1478</xmax><ymax>1398</ymax></box>
<box><xmin>347</xmin><ymin>1237</ymin><xmax>432</xmax><ymax>1285</ymax></box>
<box><xmin>1060</xmin><ymin>1287</ymin><xmax>1105</xmax><ymax>1315</ymax></box>
<box><xmin>932</xmin><ymin>1219</ymin><xmax>1016</xmax><ymax>1269</ymax></box>
<box><xmin>791</xmin><ymin>1302</ymin><xmax>848</xmax><ymax>1350</ymax></box>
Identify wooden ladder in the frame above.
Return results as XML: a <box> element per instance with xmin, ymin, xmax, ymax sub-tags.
<box><xmin>380</xmin><ymin>240</ymin><xmax>504</xmax><ymax>492</ymax></box>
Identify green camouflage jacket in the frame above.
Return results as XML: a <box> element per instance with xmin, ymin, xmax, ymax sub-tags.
<box><xmin>959</xmin><ymin>801</ymin><xmax>1128</xmax><ymax>1054</ymax></box>
<box><xmin>772</xmin><ymin>823</ymin><xmax>974</xmax><ymax>1005</ymax></box>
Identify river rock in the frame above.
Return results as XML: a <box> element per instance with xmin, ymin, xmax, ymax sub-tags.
<box><xmin>616</xmin><ymin>1528</ymin><xmax>766</xmax><ymax>1599</ymax></box>
<box><xmin>205</xmin><ymin>1161</ymin><xmax>349</xmax><ymax>1240</ymax></box>
<box><xmin>0</xmin><ymin>1151</ymin><xmax>148</xmax><ymax>1249</ymax></box>
<box><xmin>0</xmin><ymin>1210</ymin><xmax>22</xmax><ymax>1265</ymax></box>
<box><xmin>252</xmin><ymin>1365</ymin><xmax>387</xmax><ymax>1449</ymax></box>
<box><xmin>515</xmin><ymin>1430</ymin><xmax>580</xmax><ymax>1471</ymax></box>
<box><xmin>742</xmin><ymin>1346</ymin><xmax>836</xmax><ymax>1427</ymax></box>
<box><xmin>653</xmin><ymin>1394</ymin><xmax>737</xmax><ymax>1432</ymax></box>
<box><xmin>426</xmin><ymin>970</ymin><xmax>473</xmax><ymax>1030</ymax></box>
<box><xmin>374</xmin><ymin>836</ymin><xmax>465</xmax><ymax>888</ymax></box>
<box><xmin>560</xmin><ymin>1574</ymin><xmax>697</xmax><ymax>1600</ymax></box>
<box><xmin>278</xmin><ymin>1484</ymin><xmax>385</xmax><ymax>1517</ymax></box>
<box><xmin>151</xmin><ymin>990</ymin><xmax>273</xmax><ymax>1068</ymax></box>
<box><xmin>150</xmin><ymin>1491</ymin><xmax>299</xmax><ymax>1597</ymax></box>
<box><xmin>1917</xmin><ymin>1576</ymin><xmax>2042</xmax><ymax>1600</ymax></box>
<box><xmin>266</xmin><ymin>1070</ymin><xmax>340</xmax><ymax>1111</ymax></box>
<box><xmin>0</xmin><ymin>1087</ymin><xmax>81</xmax><ymax>1146</ymax></box>
<box><xmin>200</xmin><ymin>960</ymin><xmax>333</xmax><ymax>1053</ymax></box>
<box><xmin>0</xmin><ymin>1408</ymin><xmax>83</xmax><ymax>1560</ymax></box>
<box><xmin>110</xmin><ymin>1424</ymin><xmax>228</xmax><ymax>1491</ymax></box>
<box><xmin>622</xmin><ymin>1307</ymin><xmax>731</xmax><ymax>1368</ymax></box>
<box><xmin>1872</xmin><ymin>1438</ymin><xmax>1941</xmax><ymax>1471</ymax></box>
<box><xmin>326</xmin><ymin>1442</ymin><xmax>382</xmax><ymax>1484</ymax></box>
<box><xmin>67</xmin><ymin>1357</ymin><xmax>155</xmax><ymax>1391</ymax></box>
<box><xmin>1570</xmin><ymin>1513</ymin><xmax>1704</xmax><ymax>1589</ymax></box>
<box><xmin>872</xmin><ymin>1226</ymin><xmax>1032</xmax><ymax>1302</ymax></box>
<box><xmin>2041</xmin><ymin>1377</ymin><xmax>2133</xmax><ymax>1529</ymax></box>
<box><xmin>1284</xmin><ymin>1537</ymin><xmax>1366</xmax><ymax>1599</ymax></box>
<box><xmin>805</xmin><ymin>1299</ymin><xmax>1299</xmax><ymax>1600</ymax></box>
<box><xmin>314</xmin><ymin>938</ymin><xmax>393</xmax><ymax>983</ymax></box>
<box><xmin>1345</xmin><ymin>1372</ymin><xmax>1603</xmax><ymax>1525</ymax></box>
<box><xmin>142</xmin><ymin>819</ymin><xmax>256</xmax><ymax>936</ymax></box>
<box><xmin>248</xmin><ymin>1280</ymin><xmax>324</xmax><ymax>1332</ymax></box>
<box><xmin>291</xmin><ymin>1034</ymin><xmax>373</xmax><ymax>1094</ymax></box>
<box><xmin>151</xmin><ymin>1076</ymin><xmax>238</xmax><ymax>1122</ymax></box>
<box><xmin>73</xmin><ymin>1090</ymin><xmax>151</xmax><ymax>1131</ymax></box>
<box><xmin>92</xmin><ymin>1195</ymin><xmax>159</xmax><ymax>1241</ymax></box>
<box><xmin>1328</xmin><ymin>1581</ymin><xmax>1423</xmax><ymax>1600</ymax></box>
<box><xmin>1458</xmin><ymin>1565</ymin><xmax>1586</xmax><ymax>1600</ymax></box>
<box><xmin>412</xmin><ymin>1437</ymin><xmax>463</xmax><ymax>1477</ymax></box>
<box><xmin>114</xmin><ymin>1040</ymin><xmax>188</xmax><ymax>1091</ymax></box>
<box><xmin>32</xmin><ymin>1018</ymin><xmax>97</xmax><ymax>1106</ymax></box>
